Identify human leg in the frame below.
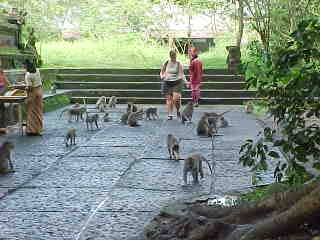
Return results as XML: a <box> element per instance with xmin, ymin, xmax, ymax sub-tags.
<box><xmin>166</xmin><ymin>94</ymin><xmax>174</xmax><ymax>120</ymax></box>
<box><xmin>173</xmin><ymin>92</ymin><xmax>181</xmax><ymax>118</ymax></box>
<box><xmin>191</xmin><ymin>83</ymin><xmax>201</xmax><ymax>107</ymax></box>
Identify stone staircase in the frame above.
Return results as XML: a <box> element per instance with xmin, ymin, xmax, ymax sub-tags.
<box><xmin>53</xmin><ymin>68</ymin><xmax>257</xmax><ymax>105</ymax></box>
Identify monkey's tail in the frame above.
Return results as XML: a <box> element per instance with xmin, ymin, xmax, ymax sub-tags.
<box><xmin>218</xmin><ymin>110</ymin><xmax>232</xmax><ymax>116</ymax></box>
<box><xmin>205</xmin><ymin>159</ymin><xmax>213</xmax><ymax>175</ymax></box>
<box><xmin>59</xmin><ymin>109</ymin><xmax>68</xmax><ymax>119</ymax></box>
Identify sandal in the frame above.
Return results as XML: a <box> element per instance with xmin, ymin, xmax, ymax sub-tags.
<box><xmin>177</xmin><ymin>111</ymin><xmax>181</xmax><ymax>119</ymax></box>
<box><xmin>167</xmin><ymin>115</ymin><xmax>173</xmax><ymax>120</ymax></box>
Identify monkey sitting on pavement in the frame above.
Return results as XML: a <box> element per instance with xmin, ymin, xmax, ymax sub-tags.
<box><xmin>108</xmin><ymin>96</ymin><xmax>117</xmax><ymax>108</ymax></box>
<box><xmin>183</xmin><ymin>154</ymin><xmax>213</xmax><ymax>185</ymax></box>
<box><xmin>244</xmin><ymin>103</ymin><xmax>253</xmax><ymax>113</ymax></box>
<box><xmin>86</xmin><ymin>113</ymin><xmax>99</xmax><ymax>130</ymax></box>
<box><xmin>166</xmin><ymin>134</ymin><xmax>181</xmax><ymax>160</ymax></box>
<box><xmin>145</xmin><ymin>107</ymin><xmax>159</xmax><ymax>120</ymax></box>
<box><xmin>0</xmin><ymin>141</ymin><xmax>15</xmax><ymax>174</ymax></box>
<box><xmin>197</xmin><ymin>113</ymin><xmax>217</xmax><ymax>137</ymax></box>
<box><xmin>127</xmin><ymin>109</ymin><xmax>144</xmax><ymax>127</ymax></box>
<box><xmin>96</xmin><ymin>96</ymin><xmax>107</xmax><ymax>112</ymax></box>
<box><xmin>65</xmin><ymin>128</ymin><xmax>76</xmax><ymax>147</ymax></box>
<box><xmin>181</xmin><ymin>101</ymin><xmax>194</xmax><ymax>124</ymax></box>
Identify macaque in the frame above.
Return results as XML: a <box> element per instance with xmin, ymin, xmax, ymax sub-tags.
<box><xmin>0</xmin><ymin>141</ymin><xmax>14</xmax><ymax>174</ymax></box>
<box><xmin>166</xmin><ymin>134</ymin><xmax>180</xmax><ymax>160</ymax></box>
<box><xmin>121</xmin><ymin>112</ymin><xmax>130</xmax><ymax>124</ymax></box>
<box><xmin>181</xmin><ymin>101</ymin><xmax>194</xmax><ymax>124</ymax></box>
<box><xmin>50</xmin><ymin>84</ymin><xmax>57</xmax><ymax>94</ymax></box>
<box><xmin>96</xmin><ymin>96</ymin><xmax>107</xmax><ymax>112</ymax></box>
<box><xmin>127</xmin><ymin>102</ymin><xmax>138</xmax><ymax>113</ymax></box>
<box><xmin>127</xmin><ymin>110</ymin><xmax>144</xmax><ymax>127</ymax></box>
<box><xmin>145</xmin><ymin>107</ymin><xmax>159</xmax><ymax>120</ymax></box>
<box><xmin>86</xmin><ymin>113</ymin><xmax>99</xmax><ymax>130</ymax></box>
<box><xmin>103</xmin><ymin>113</ymin><xmax>110</xmax><ymax>122</ymax></box>
<box><xmin>219</xmin><ymin>116</ymin><xmax>229</xmax><ymax>128</ymax></box>
<box><xmin>108</xmin><ymin>96</ymin><xmax>117</xmax><ymax>108</ymax></box>
<box><xmin>183</xmin><ymin>154</ymin><xmax>212</xmax><ymax>185</ymax></box>
<box><xmin>59</xmin><ymin>103</ymin><xmax>86</xmax><ymax>122</ymax></box>
<box><xmin>197</xmin><ymin>113</ymin><xmax>216</xmax><ymax>137</ymax></box>
<box><xmin>245</xmin><ymin>103</ymin><xmax>254</xmax><ymax>113</ymax></box>
<box><xmin>65</xmin><ymin>128</ymin><xmax>76</xmax><ymax>147</ymax></box>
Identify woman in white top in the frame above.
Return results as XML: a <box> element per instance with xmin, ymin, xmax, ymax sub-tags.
<box><xmin>160</xmin><ymin>50</ymin><xmax>187</xmax><ymax>120</ymax></box>
<box><xmin>23</xmin><ymin>59</ymin><xmax>43</xmax><ymax>136</ymax></box>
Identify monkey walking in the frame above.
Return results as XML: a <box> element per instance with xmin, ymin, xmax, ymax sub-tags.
<box><xmin>65</xmin><ymin>128</ymin><xmax>76</xmax><ymax>147</ymax></box>
<box><xmin>86</xmin><ymin>113</ymin><xmax>99</xmax><ymax>130</ymax></box>
<box><xmin>59</xmin><ymin>103</ymin><xmax>86</xmax><ymax>122</ymax></box>
<box><xmin>181</xmin><ymin>101</ymin><xmax>194</xmax><ymax>124</ymax></box>
<box><xmin>145</xmin><ymin>107</ymin><xmax>159</xmax><ymax>120</ymax></box>
<box><xmin>0</xmin><ymin>141</ymin><xmax>15</xmax><ymax>174</ymax></box>
<box><xmin>96</xmin><ymin>96</ymin><xmax>107</xmax><ymax>112</ymax></box>
<box><xmin>127</xmin><ymin>102</ymin><xmax>138</xmax><ymax>113</ymax></box>
<box><xmin>183</xmin><ymin>154</ymin><xmax>213</xmax><ymax>185</ymax></box>
<box><xmin>108</xmin><ymin>96</ymin><xmax>117</xmax><ymax>108</ymax></box>
<box><xmin>127</xmin><ymin>110</ymin><xmax>144</xmax><ymax>127</ymax></box>
<box><xmin>166</xmin><ymin>134</ymin><xmax>181</xmax><ymax>160</ymax></box>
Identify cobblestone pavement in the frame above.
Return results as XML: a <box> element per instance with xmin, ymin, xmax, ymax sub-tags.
<box><xmin>0</xmin><ymin>104</ymin><xmax>275</xmax><ymax>240</ymax></box>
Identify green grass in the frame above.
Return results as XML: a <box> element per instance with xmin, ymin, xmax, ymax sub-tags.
<box><xmin>38</xmin><ymin>34</ymin><xmax>235</xmax><ymax>69</ymax></box>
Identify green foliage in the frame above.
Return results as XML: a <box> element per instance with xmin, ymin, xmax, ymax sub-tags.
<box><xmin>239</xmin><ymin>18</ymin><xmax>320</xmax><ymax>185</ymax></box>
<box><xmin>43</xmin><ymin>94</ymin><xmax>70</xmax><ymax>113</ymax></box>
<box><xmin>39</xmin><ymin>34</ymin><xmax>229</xmax><ymax>68</ymax></box>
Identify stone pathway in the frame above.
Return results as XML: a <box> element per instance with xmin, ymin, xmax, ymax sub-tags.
<box><xmin>0</xmin><ymin>104</ymin><xmax>275</xmax><ymax>239</ymax></box>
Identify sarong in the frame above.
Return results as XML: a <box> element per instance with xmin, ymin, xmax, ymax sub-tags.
<box><xmin>26</xmin><ymin>87</ymin><xmax>43</xmax><ymax>134</ymax></box>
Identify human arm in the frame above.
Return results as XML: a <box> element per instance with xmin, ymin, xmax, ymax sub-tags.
<box><xmin>25</xmin><ymin>73</ymin><xmax>32</xmax><ymax>91</ymax></box>
<box><xmin>160</xmin><ymin>61</ymin><xmax>168</xmax><ymax>80</ymax></box>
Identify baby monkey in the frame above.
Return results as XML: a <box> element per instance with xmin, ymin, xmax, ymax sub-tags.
<box><xmin>145</xmin><ymin>107</ymin><xmax>159</xmax><ymax>120</ymax></box>
<box><xmin>183</xmin><ymin>154</ymin><xmax>213</xmax><ymax>185</ymax></box>
<box><xmin>181</xmin><ymin>101</ymin><xmax>194</xmax><ymax>124</ymax></box>
<box><xmin>108</xmin><ymin>96</ymin><xmax>117</xmax><ymax>108</ymax></box>
<box><xmin>0</xmin><ymin>141</ymin><xmax>15</xmax><ymax>174</ymax></box>
<box><xmin>65</xmin><ymin>128</ymin><xmax>76</xmax><ymax>147</ymax></box>
<box><xmin>166</xmin><ymin>134</ymin><xmax>181</xmax><ymax>160</ymax></box>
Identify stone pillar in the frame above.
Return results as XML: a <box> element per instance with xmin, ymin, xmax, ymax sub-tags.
<box><xmin>226</xmin><ymin>46</ymin><xmax>241</xmax><ymax>73</ymax></box>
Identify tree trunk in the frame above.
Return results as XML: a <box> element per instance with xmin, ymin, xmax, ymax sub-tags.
<box><xmin>236</xmin><ymin>0</ymin><xmax>244</xmax><ymax>48</ymax></box>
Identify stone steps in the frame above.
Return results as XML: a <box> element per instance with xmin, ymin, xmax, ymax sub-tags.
<box><xmin>55</xmin><ymin>81</ymin><xmax>247</xmax><ymax>90</ymax></box>
<box><xmin>71</xmin><ymin>96</ymin><xmax>261</xmax><ymax>105</ymax></box>
<box><xmin>56</xmin><ymin>74</ymin><xmax>244</xmax><ymax>83</ymax></box>
<box><xmin>51</xmin><ymin>68</ymin><xmax>231</xmax><ymax>75</ymax></box>
<box><xmin>68</xmin><ymin>89</ymin><xmax>257</xmax><ymax>98</ymax></box>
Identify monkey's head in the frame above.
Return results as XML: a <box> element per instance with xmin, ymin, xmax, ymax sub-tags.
<box><xmin>104</xmin><ymin>113</ymin><xmax>109</xmax><ymax>117</ymax></box>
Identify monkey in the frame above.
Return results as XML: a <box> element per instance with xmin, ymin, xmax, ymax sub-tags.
<box><xmin>166</xmin><ymin>134</ymin><xmax>180</xmax><ymax>160</ymax></box>
<box><xmin>197</xmin><ymin>113</ymin><xmax>217</xmax><ymax>137</ymax></box>
<box><xmin>127</xmin><ymin>110</ymin><xmax>144</xmax><ymax>127</ymax></box>
<box><xmin>0</xmin><ymin>141</ymin><xmax>15</xmax><ymax>174</ymax></box>
<box><xmin>145</xmin><ymin>107</ymin><xmax>159</xmax><ymax>120</ymax></box>
<box><xmin>181</xmin><ymin>101</ymin><xmax>194</xmax><ymax>124</ymax></box>
<box><xmin>65</xmin><ymin>128</ymin><xmax>76</xmax><ymax>147</ymax></box>
<box><xmin>86</xmin><ymin>113</ymin><xmax>99</xmax><ymax>130</ymax></box>
<box><xmin>96</xmin><ymin>96</ymin><xmax>107</xmax><ymax>112</ymax></box>
<box><xmin>219</xmin><ymin>116</ymin><xmax>229</xmax><ymax>128</ymax></box>
<box><xmin>245</xmin><ymin>103</ymin><xmax>254</xmax><ymax>113</ymax></box>
<box><xmin>108</xmin><ymin>96</ymin><xmax>117</xmax><ymax>108</ymax></box>
<box><xmin>127</xmin><ymin>102</ymin><xmax>138</xmax><ymax>113</ymax></box>
<box><xmin>50</xmin><ymin>84</ymin><xmax>57</xmax><ymax>94</ymax></box>
<box><xmin>120</xmin><ymin>112</ymin><xmax>130</xmax><ymax>124</ymax></box>
<box><xmin>183</xmin><ymin>154</ymin><xmax>213</xmax><ymax>185</ymax></box>
<box><xmin>59</xmin><ymin>104</ymin><xmax>86</xmax><ymax>122</ymax></box>
<box><xmin>103</xmin><ymin>112</ymin><xmax>110</xmax><ymax>122</ymax></box>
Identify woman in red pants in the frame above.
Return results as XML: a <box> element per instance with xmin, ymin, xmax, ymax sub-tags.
<box><xmin>188</xmin><ymin>47</ymin><xmax>203</xmax><ymax>107</ymax></box>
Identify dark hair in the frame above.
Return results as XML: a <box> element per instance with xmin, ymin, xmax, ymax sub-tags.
<box><xmin>23</xmin><ymin>59</ymin><xmax>37</xmax><ymax>73</ymax></box>
<box><xmin>169</xmin><ymin>50</ymin><xmax>176</xmax><ymax>58</ymax></box>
